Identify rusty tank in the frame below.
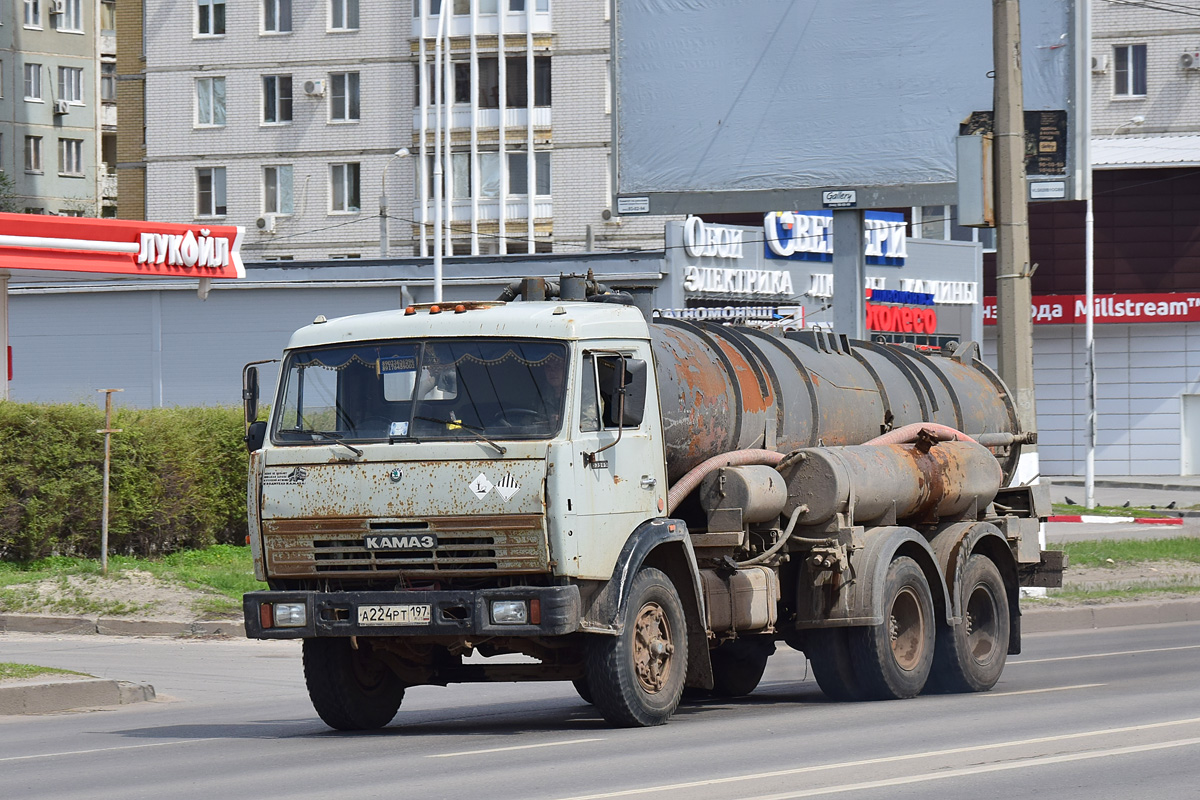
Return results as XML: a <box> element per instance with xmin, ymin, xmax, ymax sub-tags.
<box><xmin>648</xmin><ymin>320</ymin><xmax>1021</xmax><ymax>484</ymax></box>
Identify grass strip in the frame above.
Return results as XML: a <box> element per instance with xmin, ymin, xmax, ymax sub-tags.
<box><xmin>1051</xmin><ymin>503</ymin><xmax>1185</xmax><ymax>518</ymax></box>
<box><xmin>1049</xmin><ymin>537</ymin><xmax>1200</xmax><ymax>567</ymax></box>
<box><xmin>0</xmin><ymin>662</ymin><xmax>89</xmax><ymax>681</ymax></box>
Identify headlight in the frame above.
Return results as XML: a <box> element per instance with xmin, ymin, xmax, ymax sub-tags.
<box><xmin>273</xmin><ymin>603</ymin><xmax>307</xmax><ymax>627</ymax></box>
<box><xmin>491</xmin><ymin>600</ymin><xmax>528</xmax><ymax>624</ymax></box>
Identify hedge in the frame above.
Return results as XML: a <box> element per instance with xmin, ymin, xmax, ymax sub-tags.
<box><xmin>0</xmin><ymin>403</ymin><xmax>248</xmax><ymax>561</ymax></box>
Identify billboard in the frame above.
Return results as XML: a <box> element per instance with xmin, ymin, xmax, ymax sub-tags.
<box><xmin>613</xmin><ymin>0</ymin><xmax>1080</xmax><ymax>216</ymax></box>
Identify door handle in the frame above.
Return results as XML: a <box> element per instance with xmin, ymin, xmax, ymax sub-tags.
<box><xmin>640</xmin><ymin>475</ymin><xmax>657</xmax><ymax>489</ymax></box>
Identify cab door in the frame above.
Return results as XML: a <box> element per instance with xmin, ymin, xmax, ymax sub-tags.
<box><xmin>566</xmin><ymin>343</ymin><xmax>666</xmax><ymax>580</ymax></box>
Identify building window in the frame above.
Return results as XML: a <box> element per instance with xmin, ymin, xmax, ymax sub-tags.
<box><xmin>100</xmin><ymin>0</ymin><xmax>116</xmax><ymax>33</ymax></box>
<box><xmin>265</xmin><ymin>165</ymin><xmax>294</xmax><ymax>214</ymax></box>
<box><xmin>331</xmin><ymin>162</ymin><xmax>360</xmax><ymax>212</ymax></box>
<box><xmin>24</xmin><ymin>63</ymin><xmax>42</xmax><ymax>101</ymax></box>
<box><xmin>476</xmin><ymin>57</ymin><xmax>551</xmax><ymax>108</ymax></box>
<box><xmin>263</xmin><ymin>75</ymin><xmax>293</xmax><ymax>123</ymax></box>
<box><xmin>197</xmin><ymin>166</ymin><xmax>227</xmax><ymax>216</ymax></box>
<box><xmin>330</xmin><ymin>72</ymin><xmax>359</xmax><ymax>121</ymax></box>
<box><xmin>59</xmin><ymin>138</ymin><xmax>83</xmax><ymax>176</ymax></box>
<box><xmin>24</xmin><ymin>136</ymin><xmax>42</xmax><ymax>172</ymax></box>
<box><xmin>58</xmin><ymin>67</ymin><xmax>84</xmax><ymax>105</ymax></box>
<box><xmin>24</xmin><ymin>0</ymin><xmax>41</xmax><ymax>27</ymax></box>
<box><xmin>331</xmin><ymin>0</ymin><xmax>359</xmax><ymax>30</ymax></box>
<box><xmin>101</xmin><ymin>61</ymin><xmax>116</xmax><ymax>102</ymax></box>
<box><xmin>196</xmin><ymin>77</ymin><xmax>226</xmax><ymax>126</ymax></box>
<box><xmin>264</xmin><ymin>0</ymin><xmax>291</xmax><ymax>33</ymax></box>
<box><xmin>414</xmin><ymin>63</ymin><xmax>448</xmax><ymax>105</ymax></box>
<box><xmin>198</xmin><ymin>0</ymin><xmax>225</xmax><ymax>35</ymax></box>
<box><xmin>508</xmin><ymin>0</ymin><xmax>550</xmax><ymax>9</ymax></box>
<box><xmin>915</xmin><ymin>205</ymin><xmax>994</xmax><ymax>252</ymax></box>
<box><xmin>1114</xmin><ymin>44</ymin><xmax>1147</xmax><ymax>97</ymax></box>
<box><xmin>507</xmin><ymin>151</ymin><xmax>550</xmax><ymax>195</ymax></box>
<box><xmin>59</xmin><ymin>0</ymin><xmax>83</xmax><ymax>32</ymax></box>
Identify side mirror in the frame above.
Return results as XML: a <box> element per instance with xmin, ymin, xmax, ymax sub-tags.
<box><xmin>244</xmin><ymin>420</ymin><xmax>268</xmax><ymax>453</ymax></box>
<box><xmin>242</xmin><ymin>365</ymin><xmax>260</xmax><ymax>426</ymax></box>
<box><xmin>602</xmin><ymin>358</ymin><xmax>647</xmax><ymax>427</ymax></box>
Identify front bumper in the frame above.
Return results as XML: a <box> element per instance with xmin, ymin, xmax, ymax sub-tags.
<box><xmin>243</xmin><ymin>585</ymin><xmax>581</xmax><ymax>639</ymax></box>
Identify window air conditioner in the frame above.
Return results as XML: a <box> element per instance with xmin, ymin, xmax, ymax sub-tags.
<box><xmin>1091</xmin><ymin>55</ymin><xmax>1108</xmax><ymax>73</ymax></box>
<box><xmin>1182</xmin><ymin>52</ymin><xmax>1200</xmax><ymax>71</ymax></box>
<box><xmin>49</xmin><ymin>0</ymin><xmax>65</xmax><ymax>14</ymax></box>
<box><xmin>255</xmin><ymin>214</ymin><xmax>277</xmax><ymax>233</ymax></box>
<box><xmin>303</xmin><ymin>79</ymin><xmax>326</xmax><ymax>96</ymax></box>
<box><xmin>53</xmin><ymin>99</ymin><xmax>70</xmax><ymax>115</ymax></box>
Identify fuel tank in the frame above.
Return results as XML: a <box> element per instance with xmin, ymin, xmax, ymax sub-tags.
<box><xmin>649</xmin><ymin>320</ymin><xmax>1020</xmax><ymax>484</ymax></box>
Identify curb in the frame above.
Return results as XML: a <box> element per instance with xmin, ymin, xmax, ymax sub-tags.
<box><xmin>0</xmin><ymin>613</ymin><xmax>245</xmax><ymax>638</ymax></box>
<box><xmin>1020</xmin><ymin>597</ymin><xmax>1200</xmax><ymax>633</ymax></box>
<box><xmin>1046</xmin><ymin>515</ymin><xmax>1183</xmax><ymax>524</ymax></box>
<box><xmin>0</xmin><ymin>678</ymin><xmax>156</xmax><ymax>715</ymax></box>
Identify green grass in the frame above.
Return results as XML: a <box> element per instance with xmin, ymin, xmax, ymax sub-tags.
<box><xmin>0</xmin><ymin>545</ymin><xmax>263</xmax><ymax>617</ymax></box>
<box><xmin>1049</xmin><ymin>537</ymin><xmax>1200</xmax><ymax>567</ymax></box>
<box><xmin>1032</xmin><ymin>585</ymin><xmax>1200</xmax><ymax>603</ymax></box>
<box><xmin>1051</xmin><ymin>503</ymin><xmax>1186</xmax><ymax>518</ymax></box>
<box><xmin>0</xmin><ymin>662</ymin><xmax>89</xmax><ymax>681</ymax></box>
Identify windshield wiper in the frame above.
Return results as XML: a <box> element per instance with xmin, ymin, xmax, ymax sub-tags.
<box><xmin>310</xmin><ymin>430</ymin><xmax>364</xmax><ymax>458</ymax></box>
<box><xmin>413</xmin><ymin>414</ymin><xmax>507</xmax><ymax>456</ymax></box>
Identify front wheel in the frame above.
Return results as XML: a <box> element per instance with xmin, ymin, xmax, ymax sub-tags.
<box><xmin>586</xmin><ymin>567</ymin><xmax>688</xmax><ymax>727</ymax></box>
<box><xmin>303</xmin><ymin>638</ymin><xmax>406</xmax><ymax>731</ymax></box>
<box><xmin>849</xmin><ymin>556</ymin><xmax>935</xmax><ymax>700</ymax></box>
<box><xmin>928</xmin><ymin>554</ymin><xmax>1010</xmax><ymax>693</ymax></box>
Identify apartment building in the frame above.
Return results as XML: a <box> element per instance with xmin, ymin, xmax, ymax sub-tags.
<box><xmin>0</xmin><ymin>0</ymin><xmax>109</xmax><ymax>215</ymax></box>
<box><xmin>136</xmin><ymin>0</ymin><xmax>661</xmax><ymax>260</ymax></box>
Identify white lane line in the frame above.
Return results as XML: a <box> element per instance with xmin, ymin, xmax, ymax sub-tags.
<box><xmin>551</xmin><ymin>716</ymin><xmax>1200</xmax><ymax>800</ymax></box>
<box><xmin>735</xmin><ymin>736</ymin><xmax>1200</xmax><ymax>800</ymax></box>
<box><xmin>1010</xmin><ymin>644</ymin><xmax>1200</xmax><ymax>665</ymax></box>
<box><xmin>0</xmin><ymin>738</ymin><xmax>218</xmax><ymax>764</ymax></box>
<box><xmin>983</xmin><ymin>683</ymin><xmax>1105</xmax><ymax>697</ymax></box>
<box><xmin>430</xmin><ymin>737</ymin><xmax>605</xmax><ymax>759</ymax></box>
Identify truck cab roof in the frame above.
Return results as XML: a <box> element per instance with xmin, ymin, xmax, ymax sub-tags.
<box><xmin>285</xmin><ymin>300</ymin><xmax>652</xmax><ymax>349</ymax></box>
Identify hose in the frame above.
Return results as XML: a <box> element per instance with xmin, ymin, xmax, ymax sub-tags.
<box><xmin>864</xmin><ymin>422</ymin><xmax>979</xmax><ymax>446</ymax></box>
<box><xmin>665</xmin><ymin>448</ymin><xmax>784</xmax><ymax>515</ymax></box>
<box><xmin>737</xmin><ymin>504</ymin><xmax>808</xmax><ymax>567</ymax></box>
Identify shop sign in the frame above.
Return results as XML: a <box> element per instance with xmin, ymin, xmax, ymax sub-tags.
<box><xmin>898</xmin><ymin>279</ymin><xmax>977</xmax><ymax>305</ymax></box>
<box><xmin>683</xmin><ymin>266</ymin><xmax>795</xmax><ymax>298</ymax></box>
<box><xmin>867</xmin><ymin>303</ymin><xmax>938</xmax><ymax>334</ymax></box>
<box><xmin>763</xmin><ymin>211</ymin><xmax>907</xmax><ymax>266</ymax></box>
<box><xmin>0</xmin><ymin>212</ymin><xmax>245</xmax><ymax>279</ymax></box>
<box><xmin>657</xmin><ymin>306</ymin><xmax>804</xmax><ymax>325</ymax></box>
<box><xmin>683</xmin><ymin>217</ymin><xmax>744</xmax><ymax>259</ymax></box>
<box><xmin>983</xmin><ymin>293</ymin><xmax>1200</xmax><ymax>325</ymax></box>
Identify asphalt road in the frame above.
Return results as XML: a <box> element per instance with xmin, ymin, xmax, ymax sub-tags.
<box><xmin>2</xmin><ymin>622</ymin><xmax>1199</xmax><ymax>800</ymax></box>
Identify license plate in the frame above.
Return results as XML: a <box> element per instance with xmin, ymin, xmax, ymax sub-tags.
<box><xmin>356</xmin><ymin>604</ymin><xmax>432</xmax><ymax>626</ymax></box>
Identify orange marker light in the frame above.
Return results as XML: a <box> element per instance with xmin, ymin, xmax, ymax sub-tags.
<box><xmin>429</xmin><ymin>305</ymin><xmax>442</xmax><ymax>314</ymax></box>
<box><xmin>404</xmin><ymin>306</ymin><xmax>416</xmax><ymax>315</ymax></box>
<box><xmin>529</xmin><ymin>599</ymin><xmax>541</xmax><ymax>625</ymax></box>
<box><xmin>454</xmin><ymin>304</ymin><xmax>467</xmax><ymax>314</ymax></box>
<box><xmin>259</xmin><ymin>603</ymin><xmax>273</xmax><ymax>629</ymax></box>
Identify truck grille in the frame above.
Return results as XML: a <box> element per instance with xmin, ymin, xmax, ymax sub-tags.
<box><xmin>262</xmin><ymin>515</ymin><xmax>549</xmax><ymax>578</ymax></box>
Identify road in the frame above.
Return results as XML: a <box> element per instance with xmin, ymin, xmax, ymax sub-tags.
<box><xmin>2</xmin><ymin>622</ymin><xmax>1199</xmax><ymax>800</ymax></box>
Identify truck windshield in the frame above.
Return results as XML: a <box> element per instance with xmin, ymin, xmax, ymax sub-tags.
<box><xmin>272</xmin><ymin>338</ymin><xmax>569</xmax><ymax>444</ymax></box>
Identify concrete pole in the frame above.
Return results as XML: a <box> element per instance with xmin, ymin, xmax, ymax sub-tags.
<box><xmin>0</xmin><ymin>273</ymin><xmax>8</xmax><ymax>401</ymax></box>
<box><xmin>831</xmin><ymin>209</ymin><xmax>866</xmax><ymax>338</ymax></box>
<box><xmin>97</xmin><ymin>388</ymin><xmax>123</xmax><ymax>577</ymax></box>
<box><xmin>993</xmin><ymin>0</ymin><xmax>1039</xmax><ymax>476</ymax></box>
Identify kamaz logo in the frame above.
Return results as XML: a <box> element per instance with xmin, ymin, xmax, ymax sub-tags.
<box><xmin>364</xmin><ymin>534</ymin><xmax>436</xmax><ymax>551</ymax></box>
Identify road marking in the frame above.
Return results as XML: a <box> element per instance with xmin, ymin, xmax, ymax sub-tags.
<box><xmin>551</xmin><ymin>716</ymin><xmax>1200</xmax><ymax>800</ymax></box>
<box><xmin>733</xmin><ymin>736</ymin><xmax>1200</xmax><ymax>800</ymax></box>
<box><xmin>982</xmin><ymin>683</ymin><xmax>1104</xmax><ymax>697</ymax></box>
<box><xmin>430</xmin><ymin>737</ymin><xmax>604</xmax><ymax>758</ymax></box>
<box><xmin>1010</xmin><ymin>644</ymin><xmax>1200</xmax><ymax>665</ymax></box>
<box><xmin>0</xmin><ymin>738</ymin><xmax>218</xmax><ymax>764</ymax></box>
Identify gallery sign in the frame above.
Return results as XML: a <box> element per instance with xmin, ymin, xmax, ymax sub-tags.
<box><xmin>0</xmin><ymin>213</ymin><xmax>245</xmax><ymax>279</ymax></box>
<box><xmin>983</xmin><ymin>293</ymin><xmax>1200</xmax><ymax>324</ymax></box>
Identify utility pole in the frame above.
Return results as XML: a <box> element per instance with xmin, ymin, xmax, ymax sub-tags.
<box><xmin>993</xmin><ymin>0</ymin><xmax>1039</xmax><ymax>479</ymax></box>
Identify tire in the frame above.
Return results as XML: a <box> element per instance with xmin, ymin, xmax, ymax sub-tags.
<box><xmin>572</xmin><ymin>677</ymin><xmax>594</xmax><ymax>705</ymax></box>
<box><xmin>805</xmin><ymin>627</ymin><xmax>865</xmax><ymax>702</ymax></box>
<box><xmin>849</xmin><ymin>556</ymin><xmax>935</xmax><ymax>700</ymax></box>
<box><xmin>928</xmin><ymin>554</ymin><xmax>1010</xmax><ymax>694</ymax></box>
<box><xmin>710</xmin><ymin>640</ymin><xmax>774</xmax><ymax>698</ymax></box>
<box><xmin>586</xmin><ymin>567</ymin><xmax>688</xmax><ymax>727</ymax></box>
<box><xmin>303</xmin><ymin>638</ymin><xmax>406</xmax><ymax>731</ymax></box>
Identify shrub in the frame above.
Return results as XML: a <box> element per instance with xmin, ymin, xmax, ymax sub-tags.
<box><xmin>0</xmin><ymin>403</ymin><xmax>248</xmax><ymax>560</ymax></box>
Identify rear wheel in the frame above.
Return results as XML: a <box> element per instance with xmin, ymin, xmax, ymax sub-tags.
<box><xmin>849</xmin><ymin>556</ymin><xmax>935</xmax><ymax>700</ymax></box>
<box><xmin>303</xmin><ymin>638</ymin><xmax>406</xmax><ymax>731</ymax></box>
<box><xmin>805</xmin><ymin>628</ymin><xmax>865</xmax><ymax>702</ymax></box>
<box><xmin>586</xmin><ymin>567</ymin><xmax>687</xmax><ymax>727</ymax></box>
<box><xmin>709</xmin><ymin>639</ymin><xmax>774</xmax><ymax>698</ymax></box>
<box><xmin>572</xmin><ymin>677</ymin><xmax>594</xmax><ymax>705</ymax></box>
<box><xmin>928</xmin><ymin>554</ymin><xmax>1009</xmax><ymax>693</ymax></box>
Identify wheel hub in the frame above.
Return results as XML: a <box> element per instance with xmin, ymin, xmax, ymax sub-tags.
<box><xmin>888</xmin><ymin>586</ymin><xmax>926</xmax><ymax>672</ymax></box>
<box><xmin>633</xmin><ymin>601</ymin><xmax>675</xmax><ymax>693</ymax></box>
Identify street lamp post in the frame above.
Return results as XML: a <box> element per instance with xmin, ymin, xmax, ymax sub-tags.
<box><xmin>379</xmin><ymin>148</ymin><xmax>410</xmax><ymax>259</ymax></box>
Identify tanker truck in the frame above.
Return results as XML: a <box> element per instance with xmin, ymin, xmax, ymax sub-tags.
<box><xmin>241</xmin><ymin>278</ymin><xmax>1062</xmax><ymax>729</ymax></box>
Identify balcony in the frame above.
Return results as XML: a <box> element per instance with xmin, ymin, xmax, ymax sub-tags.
<box><xmin>414</xmin><ymin>198</ymin><xmax>552</xmax><ymax>223</ymax></box>
<box><xmin>413</xmin><ymin>105</ymin><xmax>550</xmax><ymax>131</ymax></box>
<box><xmin>414</xmin><ymin>10</ymin><xmax>551</xmax><ymax>38</ymax></box>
